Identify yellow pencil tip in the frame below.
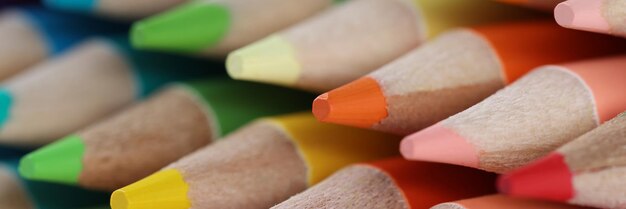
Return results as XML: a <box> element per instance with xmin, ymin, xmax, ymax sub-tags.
<box><xmin>110</xmin><ymin>169</ymin><xmax>191</xmax><ymax>209</ymax></box>
<box><xmin>110</xmin><ymin>190</ymin><xmax>129</xmax><ymax>209</ymax></box>
<box><xmin>226</xmin><ymin>35</ymin><xmax>301</xmax><ymax>86</ymax></box>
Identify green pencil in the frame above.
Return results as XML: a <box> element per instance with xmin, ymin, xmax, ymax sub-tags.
<box><xmin>131</xmin><ymin>0</ymin><xmax>340</xmax><ymax>56</ymax></box>
<box><xmin>20</xmin><ymin>78</ymin><xmax>314</xmax><ymax>191</ymax></box>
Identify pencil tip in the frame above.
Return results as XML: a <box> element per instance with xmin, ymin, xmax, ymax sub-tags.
<box><xmin>111</xmin><ymin>169</ymin><xmax>191</xmax><ymax>209</ymax></box>
<box><xmin>226</xmin><ymin>35</ymin><xmax>301</xmax><ymax>86</ymax></box>
<box><xmin>110</xmin><ymin>190</ymin><xmax>129</xmax><ymax>209</ymax></box>
<box><xmin>44</xmin><ymin>0</ymin><xmax>97</xmax><ymax>13</ymax></box>
<box><xmin>312</xmin><ymin>77</ymin><xmax>387</xmax><ymax>128</ymax></box>
<box><xmin>312</xmin><ymin>93</ymin><xmax>330</xmax><ymax>120</ymax></box>
<box><xmin>130</xmin><ymin>2</ymin><xmax>231</xmax><ymax>52</ymax></box>
<box><xmin>554</xmin><ymin>0</ymin><xmax>610</xmax><ymax>33</ymax></box>
<box><xmin>498</xmin><ymin>153</ymin><xmax>574</xmax><ymax>202</ymax></box>
<box><xmin>0</xmin><ymin>89</ymin><xmax>13</xmax><ymax>129</ymax></box>
<box><xmin>400</xmin><ymin>123</ymin><xmax>479</xmax><ymax>168</ymax></box>
<box><xmin>18</xmin><ymin>135</ymin><xmax>85</xmax><ymax>184</ymax></box>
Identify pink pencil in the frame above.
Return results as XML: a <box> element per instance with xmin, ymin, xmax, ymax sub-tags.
<box><xmin>401</xmin><ymin>55</ymin><xmax>626</xmax><ymax>173</ymax></box>
<box><xmin>555</xmin><ymin>0</ymin><xmax>626</xmax><ymax>37</ymax></box>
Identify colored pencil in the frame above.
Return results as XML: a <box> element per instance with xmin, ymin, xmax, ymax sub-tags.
<box><xmin>0</xmin><ymin>159</ymin><xmax>109</xmax><ymax>209</ymax></box>
<box><xmin>431</xmin><ymin>194</ymin><xmax>591</xmax><ymax>209</ymax></box>
<box><xmin>273</xmin><ymin>157</ymin><xmax>495</xmax><ymax>209</ymax></box>
<box><xmin>0</xmin><ymin>7</ymin><xmax>125</xmax><ymax>81</ymax></box>
<box><xmin>555</xmin><ymin>0</ymin><xmax>626</xmax><ymax>38</ymax></box>
<box><xmin>0</xmin><ymin>36</ymin><xmax>218</xmax><ymax>147</ymax></box>
<box><xmin>226</xmin><ymin>0</ymin><xmax>537</xmax><ymax>92</ymax></box>
<box><xmin>110</xmin><ymin>112</ymin><xmax>400</xmax><ymax>209</ymax></box>
<box><xmin>499</xmin><ymin>112</ymin><xmax>626</xmax><ymax>209</ymax></box>
<box><xmin>495</xmin><ymin>0</ymin><xmax>563</xmax><ymax>11</ymax></box>
<box><xmin>131</xmin><ymin>0</ymin><xmax>339</xmax><ymax>56</ymax></box>
<box><xmin>19</xmin><ymin>78</ymin><xmax>314</xmax><ymax>191</ymax></box>
<box><xmin>43</xmin><ymin>0</ymin><xmax>187</xmax><ymax>20</ymax></box>
<box><xmin>401</xmin><ymin>55</ymin><xmax>626</xmax><ymax>173</ymax></box>
<box><xmin>313</xmin><ymin>20</ymin><xmax>626</xmax><ymax>135</ymax></box>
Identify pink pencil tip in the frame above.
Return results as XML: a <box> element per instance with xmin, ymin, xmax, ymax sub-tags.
<box><xmin>400</xmin><ymin>123</ymin><xmax>479</xmax><ymax>168</ymax></box>
<box><xmin>554</xmin><ymin>0</ymin><xmax>610</xmax><ymax>33</ymax></box>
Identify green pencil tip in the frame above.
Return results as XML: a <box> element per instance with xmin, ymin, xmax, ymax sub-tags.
<box><xmin>19</xmin><ymin>135</ymin><xmax>86</xmax><ymax>184</ymax></box>
<box><xmin>131</xmin><ymin>2</ymin><xmax>231</xmax><ymax>53</ymax></box>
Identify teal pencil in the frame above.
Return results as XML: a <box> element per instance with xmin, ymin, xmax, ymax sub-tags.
<box><xmin>0</xmin><ymin>6</ymin><xmax>126</xmax><ymax>81</ymax></box>
<box><xmin>0</xmin><ymin>36</ymin><xmax>221</xmax><ymax>147</ymax></box>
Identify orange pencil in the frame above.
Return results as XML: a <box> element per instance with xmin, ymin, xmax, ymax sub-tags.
<box><xmin>555</xmin><ymin>0</ymin><xmax>626</xmax><ymax>38</ymax></box>
<box><xmin>401</xmin><ymin>55</ymin><xmax>626</xmax><ymax>173</ymax></box>
<box><xmin>273</xmin><ymin>157</ymin><xmax>496</xmax><ymax>209</ymax></box>
<box><xmin>431</xmin><ymin>194</ymin><xmax>592</xmax><ymax>209</ymax></box>
<box><xmin>499</xmin><ymin>112</ymin><xmax>626</xmax><ymax>209</ymax></box>
<box><xmin>313</xmin><ymin>20</ymin><xmax>626</xmax><ymax>135</ymax></box>
<box><xmin>496</xmin><ymin>0</ymin><xmax>564</xmax><ymax>11</ymax></box>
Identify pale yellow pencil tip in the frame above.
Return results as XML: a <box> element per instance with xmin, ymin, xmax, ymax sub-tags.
<box><xmin>110</xmin><ymin>169</ymin><xmax>191</xmax><ymax>209</ymax></box>
<box><xmin>226</xmin><ymin>35</ymin><xmax>301</xmax><ymax>86</ymax></box>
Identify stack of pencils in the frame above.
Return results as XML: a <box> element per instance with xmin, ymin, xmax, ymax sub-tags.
<box><xmin>0</xmin><ymin>0</ymin><xmax>624</xmax><ymax>208</ymax></box>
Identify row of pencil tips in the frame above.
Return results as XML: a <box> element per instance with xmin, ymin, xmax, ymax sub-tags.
<box><xmin>0</xmin><ymin>0</ymin><xmax>624</xmax><ymax>209</ymax></box>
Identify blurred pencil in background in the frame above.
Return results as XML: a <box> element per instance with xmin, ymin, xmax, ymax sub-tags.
<box><xmin>555</xmin><ymin>0</ymin><xmax>626</xmax><ymax>38</ymax></box>
<box><xmin>500</xmin><ymin>112</ymin><xmax>626</xmax><ymax>209</ymax></box>
<box><xmin>401</xmin><ymin>55</ymin><xmax>626</xmax><ymax>173</ymax></box>
<box><xmin>227</xmin><ymin>0</ymin><xmax>538</xmax><ymax>92</ymax></box>
<box><xmin>43</xmin><ymin>0</ymin><xmax>186</xmax><ymax>20</ymax></box>
<box><xmin>20</xmin><ymin>78</ymin><xmax>314</xmax><ymax>190</ymax></box>
<box><xmin>0</xmin><ymin>36</ymin><xmax>220</xmax><ymax>147</ymax></box>
<box><xmin>273</xmin><ymin>157</ymin><xmax>495</xmax><ymax>209</ymax></box>
<box><xmin>313</xmin><ymin>20</ymin><xmax>626</xmax><ymax>135</ymax></box>
<box><xmin>0</xmin><ymin>7</ymin><xmax>125</xmax><ymax>81</ymax></box>
<box><xmin>132</xmin><ymin>0</ymin><xmax>338</xmax><ymax>56</ymax></box>
<box><xmin>431</xmin><ymin>194</ymin><xmax>592</xmax><ymax>209</ymax></box>
<box><xmin>111</xmin><ymin>113</ymin><xmax>400</xmax><ymax>209</ymax></box>
<box><xmin>0</xmin><ymin>159</ymin><xmax>109</xmax><ymax>209</ymax></box>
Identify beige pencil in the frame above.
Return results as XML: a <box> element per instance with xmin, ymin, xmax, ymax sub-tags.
<box><xmin>0</xmin><ymin>37</ymin><xmax>211</xmax><ymax>147</ymax></box>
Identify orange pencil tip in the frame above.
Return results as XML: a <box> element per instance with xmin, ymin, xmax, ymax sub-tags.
<box><xmin>312</xmin><ymin>93</ymin><xmax>330</xmax><ymax>120</ymax></box>
<box><xmin>311</xmin><ymin>77</ymin><xmax>387</xmax><ymax>128</ymax></box>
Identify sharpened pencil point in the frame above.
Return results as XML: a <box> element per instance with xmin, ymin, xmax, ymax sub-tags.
<box><xmin>226</xmin><ymin>35</ymin><xmax>301</xmax><ymax>86</ymax></box>
<box><xmin>130</xmin><ymin>2</ymin><xmax>231</xmax><ymax>52</ymax></box>
<box><xmin>400</xmin><ymin>123</ymin><xmax>479</xmax><ymax>168</ymax></box>
<box><xmin>44</xmin><ymin>0</ymin><xmax>97</xmax><ymax>13</ymax></box>
<box><xmin>498</xmin><ymin>153</ymin><xmax>574</xmax><ymax>202</ymax></box>
<box><xmin>554</xmin><ymin>0</ymin><xmax>610</xmax><ymax>33</ymax></box>
<box><xmin>312</xmin><ymin>93</ymin><xmax>330</xmax><ymax>120</ymax></box>
<box><xmin>110</xmin><ymin>190</ymin><xmax>129</xmax><ymax>209</ymax></box>
<box><xmin>111</xmin><ymin>169</ymin><xmax>191</xmax><ymax>209</ymax></box>
<box><xmin>19</xmin><ymin>135</ymin><xmax>85</xmax><ymax>184</ymax></box>
<box><xmin>312</xmin><ymin>77</ymin><xmax>387</xmax><ymax>128</ymax></box>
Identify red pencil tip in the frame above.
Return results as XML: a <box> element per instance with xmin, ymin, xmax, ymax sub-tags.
<box><xmin>498</xmin><ymin>153</ymin><xmax>574</xmax><ymax>202</ymax></box>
